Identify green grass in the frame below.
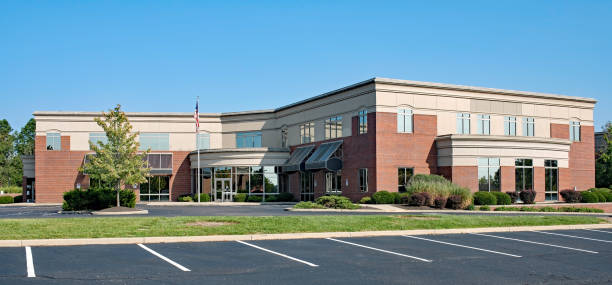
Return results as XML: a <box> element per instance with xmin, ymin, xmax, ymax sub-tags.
<box><xmin>494</xmin><ymin>206</ymin><xmax>605</xmax><ymax>213</ymax></box>
<box><xmin>0</xmin><ymin>215</ymin><xmax>605</xmax><ymax>240</ymax></box>
<box><xmin>0</xmin><ymin>186</ymin><xmax>22</xmax><ymax>194</ymax></box>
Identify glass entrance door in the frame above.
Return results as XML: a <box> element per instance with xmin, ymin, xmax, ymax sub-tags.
<box><xmin>215</xmin><ymin>178</ymin><xmax>233</xmax><ymax>202</ymax></box>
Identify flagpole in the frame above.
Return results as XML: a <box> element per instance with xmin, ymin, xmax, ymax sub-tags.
<box><xmin>197</xmin><ymin>96</ymin><xmax>201</xmax><ymax>203</ymax></box>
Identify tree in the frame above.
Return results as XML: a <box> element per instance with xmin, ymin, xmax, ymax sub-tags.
<box><xmin>15</xmin><ymin>119</ymin><xmax>36</xmax><ymax>156</ymax></box>
<box><xmin>595</xmin><ymin>122</ymin><xmax>612</xmax><ymax>188</ymax></box>
<box><xmin>0</xmin><ymin>119</ymin><xmax>17</xmax><ymax>187</ymax></box>
<box><xmin>81</xmin><ymin>105</ymin><xmax>150</xmax><ymax>207</ymax></box>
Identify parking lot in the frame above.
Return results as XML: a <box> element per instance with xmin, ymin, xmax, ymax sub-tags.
<box><xmin>1</xmin><ymin>228</ymin><xmax>611</xmax><ymax>284</ymax></box>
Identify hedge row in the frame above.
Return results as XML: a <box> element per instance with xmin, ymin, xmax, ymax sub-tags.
<box><xmin>294</xmin><ymin>195</ymin><xmax>360</xmax><ymax>209</ymax></box>
<box><xmin>62</xmin><ymin>188</ymin><xmax>136</xmax><ymax>211</ymax></box>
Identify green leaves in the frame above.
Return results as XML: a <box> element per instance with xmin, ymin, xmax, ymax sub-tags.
<box><xmin>596</xmin><ymin>122</ymin><xmax>612</xmax><ymax>188</ymax></box>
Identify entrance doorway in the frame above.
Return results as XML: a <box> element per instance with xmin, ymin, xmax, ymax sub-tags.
<box><xmin>214</xmin><ymin>178</ymin><xmax>233</xmax><ymax>202</ymax></box>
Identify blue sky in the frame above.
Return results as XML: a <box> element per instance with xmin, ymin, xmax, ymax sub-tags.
<box><xmin>1</xmin><ymin>0</ymin><xmax>611</xmax><ymax>131</ymax></box>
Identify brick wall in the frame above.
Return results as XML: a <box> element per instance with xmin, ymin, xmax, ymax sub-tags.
<box><xmin>500</xmin><ymin>166</ymin><xmax>515</xmax><ymax>192</ymax></box>
<box><xmin>450</xmin><ymin>166</ymin><xmax>478</xmax><ymax>192</ymax></box>
<box><xmin>550</xmin><ymin>123</ymin><xmax>595</xmax><ymax>191</ymax></box>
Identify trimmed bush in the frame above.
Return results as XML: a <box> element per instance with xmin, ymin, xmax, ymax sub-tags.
<box><xmin>560</xmin><ymin>190</ymin><xmax>582</xmax><ymax>203</ymax></box>
<box><xmin>409</xmin><ymin>193</ymin><xmax>427</xmax><ymax>206</ymax></box>
<box><xmin>473</xmin><ymin>192</ymin><xmax>497</xmax><ymax>205</ymax></box>
<box><xmin>392</xmin><ymin>192</ymin><xmax>402</xmax><ymax>204</ymax></box>
<box><xmin>433</xmin><ymin>196</ymin><xmax>447</xmax><ymax>209</ymax></box>
<box><xmin>178</xmin><ymin>195</ymin><xmax>193</xmax><ymax>202</ymax></box>
<box><xmin>194</xmin><ymin>193</ymin><xmax>211</xmax><ymax>202</ymax></box>
<box><xmin>492</xmin><ymin>192</ymin><xmax>511</xmax><ymax>205</ymax></box>
<box><xmin>446</xmin><ymin>195</ymin><xmax>463</xmax><ymax>210</ymax></box>
<box><xmin>247</xmin><ymin>195</ymin><xmax>263</xmax><ymax>202</ymax></box>
<box><xmin>587</xmin><ymin>188</ymin><xmax>612</xmax><ymax>202</ymax></box>
<box><xmin>359</xmin><ymin>197</ymin><xmax>372</xmax><ymax>204</ymax></box>
<box><xmin>62</xmin><ymin>188</ymin><xmax>136</xmax><ymax>211</ymax></box>
<box><xmin>293</xmin><ymin>201</ymin><xmax>325</xmax><ymax>209</ymax></box>
<box><xmin>13</xmin><ymin>195</ymin><xmax>23</xmax><ymax>203</ymax></box>
<box><xmin>581</xmin><ymin>192</ymin><xmax>599</xmax><ymax>203</ymax></box>
<box><xmin>372</xmin><ymin>191</ymin><xmax>395</xmax><ymax>204</ymax></box>
<box><xmin>506</xmin><ymin>191</ymin><xmax>519</xmax><ymax>204</ymax></box>
<box><xmin>264</xmin><ymin>195</ymin><xmax>278</xmax><ymax>202</ymax></box>
<box><xmin>399</xmin><ymin>193</ymin><xmax>411</xmax><ymax>204</ymax></box>
<box><xmin>519</xmin><ymin>190</ymin><xmax>536</xmax><ymax>204</ymax></box>
<box><xmin>0</xmin><ymin>196</ymin><xmax>14</xmax><ymax>204</ymax></box>
<box><xmin>234</xmin><ymin>193</ymin><xmax>247</xmax><ymax>202</ymax></box>
<box><xmin>478</xmin><ymin>205</ymin><xmax>490</xmax><ymax>211</ymax></box>
<box><xmin>465</xmin><ymin>204</ymin><xmax>475</xmax><ymax>211</ymax></box>
<box><xmin>277</xmin><ymin>192</ymin><xmax>295</xmax><ymax>202</ymax></box>
<box><xmin>315</xmin><ymin>195</ymin><xmax>360</xmax><ymax>209</ymax></box>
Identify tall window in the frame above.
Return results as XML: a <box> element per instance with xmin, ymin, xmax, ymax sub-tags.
<box><xmin>397</xmin><ymin>109</ymin><xmax>413</xmax><ymax>133</ymax></box>
<box><xmin>358</xmin><ymin>109</ymin><xmax>368</xmax><ymax>134</ymax></box>
<box><xmin>236</xmin><ymin>131</ymin><xmax>262</xmax><ymax>148</ymax></box>
<box><xmin>197</xmin><ymin>133</ymin><xmax>210</xmax><ymax>150</ymax></box>
<box><xmin>398</xmin><ymin>167</ymin><xmax>414</xmax><ymax>192</ymax></box>
<box><xmin>477</xmin><ymin>114</ymin><xmax>490</xmax><ymax>135</ymax></box>
<box><xmin>456</xmin><ymin>113</ymin><xmax>470</xmax><ymax>134</ymax></box>
<box><xmin>325</xmin><ymin>116</ymin><xmax>342</xmax><ymax>140</ymax></box>
<box><xmin>46</xmin><ymin>132</ymin><xmax>61</xmax><ymax>150</ymax></box>
<box><xmin>281</xmin><ymin>128</ymin><xmax>288</xmax><ymax>148</ymax></box>
<box><xmin>300</xmin><ymin>172</ymin><xmax>314</xmax><ymax>201</ymax></box>
<box><xmin>89</xmin><ymin>133</ymin><xmax>107</xmax><ymax>149</ymax></box>
<box><xmin>545</xmin><ymin>160</ymin><xmax>559</xmax><ymax>201</ymax></box>
<box><xmin>478</xmin><ymin>158</ymin><xmax>500</xmax><ymax>192</ymax></box>
<box><xmin>325</xmin><ymin>171</ymin><xmax>342</xmax><ymax>194</ymax></box>
<box><xmin>359</xmin><ymin>168</ymin><xmax>368</xmax><ymax>192</ymax></box>
<box><xmin>139</xmin><ymin>133</ymin><xmax>170</xmax><ymax>151</ymax></box>
<box><xmin>515</xmin><ymin>159</ymin><xmax>533</xmax><ymax>192</ymax></box>
<box><xmin>570</xmin><ymin>121</ymin><xmax>581</xmax><ymax>142</ymax></box>
<box><xmin>523</xmin><ymin>118</ymin><xmax>535</xmax><ymax>137</ymax></box>
<box><xmin>300</xmin><ymin>122</ymin><xmax>315</xmax><ymax>144</ymax></box>
<box><xmin>504</xmin><ymin>116</ymin><xmax>517</xmax><ymax>136</ymax></box>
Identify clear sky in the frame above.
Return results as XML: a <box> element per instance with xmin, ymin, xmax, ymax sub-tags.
<box><xmin>1</xmin><ymin>0</ymin><xmax>610</xmax><ymax>131</ymax></box>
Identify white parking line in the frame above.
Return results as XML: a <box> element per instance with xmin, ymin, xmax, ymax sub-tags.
<box><xmin>584</xmin><ymin>229</ymin><xmax>612</xmax><ymax>234</ymax></box>
<box><xmin>236</xmin><ymin>240</ymin><xmax>319</xmax><ymax>267</ymax></box>
<box><xmin>532</xmin><ymin>231</ymin><xmax>612</xmax><ymax>243</ymax></box>
<box><xmin>402</xmin><ymin>235</ymin><xmax>522</xmax><ymax>258</ymax></box>
<box><xmin>326</xmin><ymin>238</ymin><xmax>432</xmax><ymax>262</ymax></box>
<box><xmin>137</xmin><ymin>244</ymin><xmax>191</xmax><ymax>272</ymax></box>
<box><xmin>25</xmin><ymin>246</ymin><xmax>35</xmax><ymax>278</ymax></box>
<box><xmin>471</xmin><ymin>233</ymin><xmax>598</xmax><ymax>254</ymax></box>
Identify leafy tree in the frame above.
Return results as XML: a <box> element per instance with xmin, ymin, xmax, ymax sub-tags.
<box><xmin>81</xmin><ymin>105</ymin><xmax>150</xmax><ymax>207</ymax></box>
<box><xmin>596</xmin><ymin>122</ymin><xmax>612</xmax><ymax>188</ymax></box>
<box><xmin>0</xmin><ymin>119</ymin><xmax>18</xmax><ymax>187</ymax></box>
<box><xmin>15</xmin><ymin>119</ymin><xmax>36</xmax><ymax>156</ymax></box>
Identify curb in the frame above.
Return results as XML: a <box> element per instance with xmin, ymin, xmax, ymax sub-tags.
<box><xmin>144</xmin><ymin>202</ymin><xmax>297</xmax><ymax>207</ymax></box>
<box><xmin>286</xmin><ymin>208</ymin><xmax>612</xmax><ymax>216</ymax></box>
<box><xmin>91</xmin><ymin>209</ymin><xmax>149</xmax><ymax>216</ymax></box>
<box><xmin>1</xmin><ymin>223</ymin><xmax>610</xmax><ymax>248</ymax></box>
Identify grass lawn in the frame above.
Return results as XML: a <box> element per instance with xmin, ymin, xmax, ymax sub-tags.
<box><xmin>0</xmin><ymin>215</ymin><xmax>605</xmax><ymax>240</ymax></box>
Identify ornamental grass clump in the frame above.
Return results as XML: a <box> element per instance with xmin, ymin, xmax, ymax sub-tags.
<box><xmin>405</xmin><ymin>174</ymin><xmax>472</xmax><ymax>208</ymax></box>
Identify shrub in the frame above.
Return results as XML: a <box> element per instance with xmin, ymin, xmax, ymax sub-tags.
<box><xmin>519</xmin><ymin>190</ymin><xmax>536</xmax><ymax>204</ymax></box>
<box><xmin>315</xmin><ymin>195</ymin><xmax>360</xmax><ymax>209</ymax></box>
<box><xmin>399</xmin><ymin>193</ymin><xmax>411</xmax><ymax>204</ymax></box>
<box><xmin>372</xmin><ymin>191</ymin><xmax>395</xmax><ymax>204</ymax></box>
<box><xmin>13</xmin><ymin>195</ymin><xmax>23</xmax><ymax>203</ymax></box>
<box><xmin>62</xmin><ymin>188</ymin><xmax>136</xmax><ymax>210</ymax></box>
<box><xmin>478</xmin><ymin>205</ymin><xmax>490</xmax><ymax>211</ymax></box>
<box><xmin>264</xmin><ymin>195</ymin><xmax>278</xmax><ymax>202</ymax></box>
<box><xmin>558</xmin><ymin>207</ymin><xmax>604</xmax><ymax>213</ymax></box>
<box><xmin>506</xmin><ymin>191</ymin><xmax>519</xmax><ymax>204</ymax></box>
<box><xmin>392</xmin><ymin>192</ymin><xmax>402</xmax><ymax>204</ymax></box>
<box><xmin>405</xmin><ymin>174</ymin><xmax>472</xmax><ymax>208</ymax></box>
<box><xmin>433</xmin><ymin>196</ymin><xmax>447</xmax><ymax>209</ymax></box>
<box><xmin>194</xmin><ymin>193</ymin><xmax>211</xmax><ymax>202</ymax></box>
<box><xmin>538</xmin><ymin>206</ymin><xmax>556</xmax><ymax>212</ymax></box>
<box><xmin>0</xmin><ymin>186</ymin><xmax>22</xmax><ymax>194</ymax></box>
<box><xmin>247</xmin><ymin>195</ymin><xmax>263</xmax><ymax>202</ymax></box>
<box><xmin>581</xmin><ymin>192</ymin><xmax>600</xmax><ymax>203</ymax></box>
<box><xmin>465</xmin><ymin>204</ymin><xmax>475</xmax><ymax>211</ymax></box>
<box><xmin>293</xmin><ymin>201</ymin><xmax>325</xmax><ymax>209</ymax></box>
<box><xmin>277</xmin><ymin>192</ymin><xmax>295</xmax><ymax>202</ymax></box>
<box><xmin>560</xmin><ymin>190</ymin><xmax>582</xmax><ymax>203</ymax></box>
<box><xmin>233</xmin><ymin>193</ymin><xmax>247</xmax><ymax>202</ymax></box>
<box><xmin>493</xmin><ymin>206</ymin><xmax>605</xmax><ymax>213</ymax></box>
<box><xmin>409</xmin><ymin>193</ymin><xmax>427</xmax><ymax>206</ymax></box>
<box><xmin>446</xmin><ymin>195</ymin><xmax>463</xmax><ymax>210</ymax></box>
<box><xmin>359</xmin><ymin>197</ymin><xmax>372</xmax><ymax>204</ymax></box>
<box><xmin>177</xmin><ymin>195</ymin><xmax>193</xmax><ymax>202</ymax></box>
<box><xmin>491</xmin><ymin>192</ymin><xmax>511</xmax><ymax>205</ymax></box>
<box><xmin>410</xmin><ymin>174</ymin><xmax>449</xmax><ymax>184</ymax></box>
<box><xmin>0</xmin><ymin>196</ymin><xmax>14</xmax><ymax>204</ymax></box>
<box><xmin>588</xmin><ymin>188</ymin><xmax>612</xmax><ymax>202</ymax></box>
<box><xmin>473</xmin><ymin>192</ymin><xmax>497</xmax><ymax>205</ymax></box>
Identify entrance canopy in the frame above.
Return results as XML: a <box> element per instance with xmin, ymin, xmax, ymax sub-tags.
<box><xmin>281</xmin><ymin>145</ymin><xmax>315</xmax><ymax>172</ymax></box>
<box><xmin>305</xmin><ymin>140</ymin><xmax>343</xmax><ymax>171</ymax></box>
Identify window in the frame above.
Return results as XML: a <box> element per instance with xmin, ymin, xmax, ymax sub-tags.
<box><xmin>397</xmin><ymin>109</ymin><xmax>413</xmax><ymax>133</ymax></box>
<box><xmin>197</xmin><ymin>133</ymin><xmax>210</xmax><ymax>150</ymax></box>
<box><xmin>325</xmin><ymin>116</ymin><xmax>342</xmax><ymax>139</ymax></box>
<box><xmin>89</xmin><ymin>133</ymin><xmax>107</xmax><ymax>149</ymax></box>
<box><xmin>477</xmin><ymin>114</ymin><xmax>490</xmax><ymax>135</ymax></box>
<box><xmin>570</xmin><ymin>121</ymin><xmax>581</xmax><ymax>142</ymax></box>
<box><xmin>146</xmin><ymin>153</ymin><xmax>172</xmax><ymax>169</ymax></box>
<box><xmin>281</xmin><ymin>128</ymin><xmax>288</xmax><ymax>148</ymax></box>
<box><xmin>139</xmin><ymin>133</ymin><xmax>170</xmax><ymax>151</ymax></box>
<box><xmin>139</xmin><ymin>176</ymin><xmax>170</xmax><ymax>201</ymax></box>
<box><xmin>300</xmin><ymin>171</ymin><xmax>314</xmax><ymax>201</ymax></box>
<box><xmin>359</xmin><ymin>109</ymin><xmax>368</xmax><ymax>134</ymax></box>
<box><xmin>515</xmin><ymin>159</ymin><xmax>533</xmax><ymax>192</ymax></box>
<box><xmin>398</xmin><ymin>167</ymin><xmax>414</xmax><ymax>192</ymax></box>
<box><xmin>504</xmin><ymin>116</ymin><xmax>517</xmax><ymax>136</ymax></box>
<box><xmin>523</xmin><ymin>118</ymin><xmax>535</xmax><ymax>137</ymax></box>
<box><xmin>545</xmin><ymin>160</ymin><xmax>559</xmax><ymax>201</ymax></box>
<box><xmin>478</xmin><ymin>158</ymin><xmax>500</xmax><ymax>192</ymax></box>
<box><xmin>359</xmin><ymin>168</ymin><xmax>368</xmax><ymax>192</ymax></box>
<box><xmin>236</xmin><ymin>131</ymin><xmax>262</xmax><ymax>148</ymax></box>
<box><xmin>325</xmin><ymin>171</ymin><xmax>342</xmax><ymax>194</ymax></box>
<box><xmin>300</xmin><ymin>122</ymin><xmax>315</xmax><ymax>144</ymax></box>
<box><xmin>46</xmin><ymin>132</ymin><xmax>61</xmax><ymax>150</ymax></box>
<box><xmin>456</xmin><ymin>113</ymin><xmax>470</xmax><ymax>134</ymax></box>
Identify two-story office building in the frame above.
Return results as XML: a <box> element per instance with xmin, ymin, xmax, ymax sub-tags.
<box><xmin>25</xmin><ymin>78</ymin><xmax>596</xmax><ymax>203</ymax></box>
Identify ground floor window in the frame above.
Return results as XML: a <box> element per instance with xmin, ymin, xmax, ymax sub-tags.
<box><xmin>326</xmin><ymin>171</ymin><xmax>342</xmax><ymax>194</ymax></box>
<box><xmin>140</xmin><ymin>176</ymin><xmax>170</xmax><ymax>201</ymax></box>
<box><xmin>478</xmin><ymin>158</ymin><xmax>500</xmax><ymax>191</ymax></box>
<box><xmin>359</xmin><ymin>168</ymin><xmax>368</xmax><ymax>192</ymax></box>
<box><xmin>398</xmin><ymin>167</ymin><xmax>414</xmax><ymax>192</ymax></box>
<box><xmin>515</xmin><ymin>158</ymin><xmax>533</xmax><ymax>192</ymax></box>
<box><xmin>545</xmin><ymin>160</ymin><xmax>558</xmax><ymax>201</ymax></box>
<box><xmin>194</xmin><ymin>166</ymin><xmax>281</xmax><ymax>202</ymax></box>
<box><xmin>300</xmin><ymin>171</ymin><xmax>314</xmax><ymax>201</ymax></box>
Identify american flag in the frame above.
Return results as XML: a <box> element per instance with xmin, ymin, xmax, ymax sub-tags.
<box><xmin>194</xmin><ymin>100</ymin><xmax>199</xmax><ymax>131</ymax></box>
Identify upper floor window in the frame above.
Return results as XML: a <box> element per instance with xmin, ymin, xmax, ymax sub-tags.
<box><xmin>236</xmin><ymin>131</ymin><xmax>262</xmax><ymax>148</ymax></box>
<box><xmin>523</xmin><ymin>118</ymin><xmax>535</xmax><ymax>137</ymax></box>
<box><xmin>456</xmin><ymin>113</ymin><xmax>470</xmax><ymax>134</ymax></box>
<box><xmin>197</xmin><ymin>133</ymin><xmax>210</xmax><ymax>150</ymax></box>
<box><xmin>477</xmin><ymin>114</ymin><xmax>490</xmax><ymax>135</ymax></box>
<box><xmin>398</xmin><ymin>109</ymin><xmax>413</xmax><ymax>133</ymax></box>
<box><xmin>570</xmin><ymin>121</ymin><xmax>581</xmax><ymax>142</ymax></box>
<box><xmin>46</xmin><ymin>132</ymin><xmax>61</xmax><ymax>150</ymax></box>
<box><xmin>300</xmin><ymin>122</ymin><xmax>315</xmax><ymax>144</ymax></box>
<box><xmin>281</xmin><ymin>128</ymin><xmax>288</xmax><ymax>148</ymax></box>
<box><xmin>146</xmin><ymin>153</ymin><xmax>173</xmax><ymax>170</ymax></box>
<box><xmin>478</xmin><ymin>157</ymin><xmax>500</xmax><ymax>192</ymax></box>
<box><xmin>504</xmin><ymin>116</ymin><xmax>517</xmax><ymax>136</ymax></box>
<box><xmin>358</xmin><ymin>109</ymin><xmax>368</xmax><ymax>134</ymax></box>
<box><xmin>325</xmin><ymin>116</ymin><xmax>342</xmax><ymax>140</ymax></box>
<box><xmin>139</xmin><ymin>133</ymin><xmax>170</xmax><ymax>151</ymax></box>
<box><xmin>89</xmin><ymin>133</ymin><xmax>107</xmax><ymax>149</ymax></box>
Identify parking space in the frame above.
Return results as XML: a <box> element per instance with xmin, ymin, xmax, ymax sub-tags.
<box><xmin>1</xmin><ymin>229</ymin><xmax>611</xmax><ymax>284</ymax></box>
